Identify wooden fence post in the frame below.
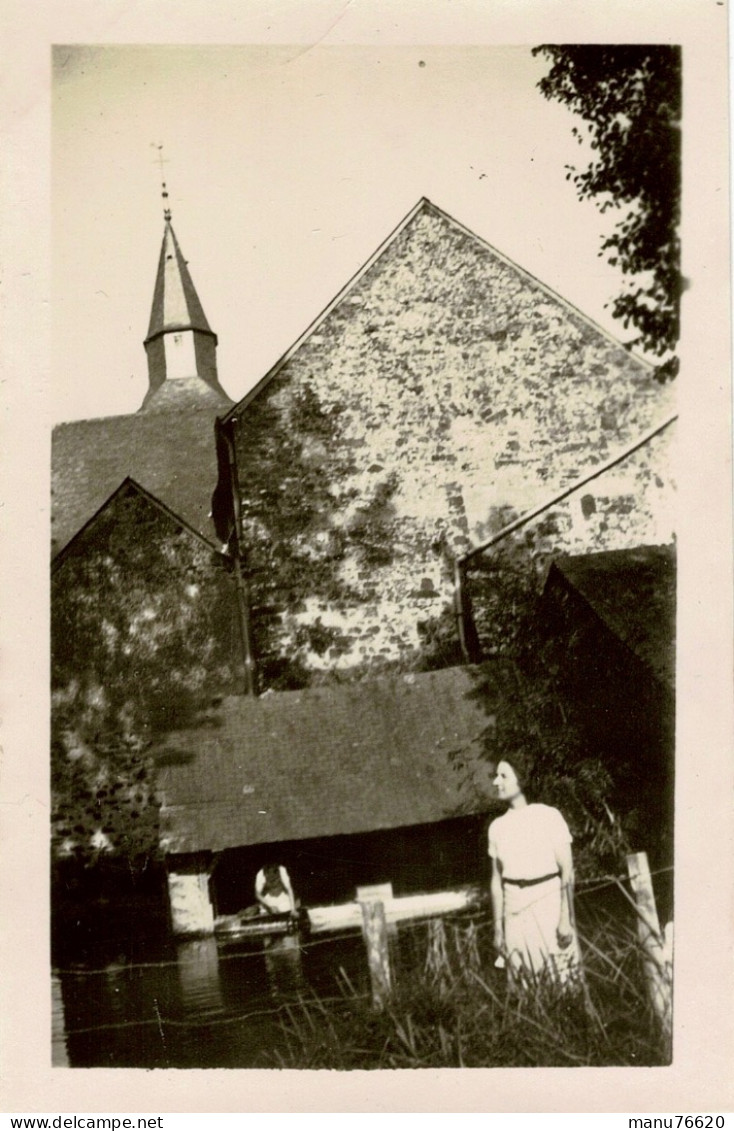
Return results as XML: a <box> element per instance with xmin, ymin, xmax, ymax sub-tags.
<box><xmin>626</xmin><ymin>852</ymin><xmax>672</xmax><ymax>1046</ymax></box>
<box><xmin>357</xmin><ymin>887</ymin><xmax>392</xmax><ymax>1011</ymax></box>
<box><xmin>357</xmin><ymin>882</ymin><xmax>391</xmax><ymax>1008</ymax></box>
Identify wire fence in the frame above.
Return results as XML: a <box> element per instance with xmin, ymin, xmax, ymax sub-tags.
<box><xmin>54</xmin><ymin>861</ymin><xmax>673</xmax><ymax>978</ymax></box>
<box><xmin>54</xmin><ymin>862</ymin><xmax>673</xmax><ymax>1045</ymax></box>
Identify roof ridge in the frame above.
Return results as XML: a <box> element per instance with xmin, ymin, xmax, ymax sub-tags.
<box><xmin>554</xmin><ymin>543</ymin><xmax>676</xmax><ymax>569</ymax></box>
<box><xmin>221</xmin><ymin>197</ymin><xmax>433</xmax><ymax>422</ymax></box>
<box><xmin>222</xmin><ymin>197</ymin><xmax>650</xmax><ymax>423</ymax></box>
<box><xmin>214</xmin><ymin>660</ymin><xmax>515</xmax><ymax>707</ymax></box>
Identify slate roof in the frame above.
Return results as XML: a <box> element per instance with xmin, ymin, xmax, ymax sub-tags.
<box><xmin>156</xmin><ymin>664</ymin><xmax>514</xmax><ymax>855</ymax></box>
<box><xmin>146</xmin><ymin>221</ymin><xmax>216</xmax><ymax>342</ymax></box>
<box><xmin>140</xmin><ymin>377</ymin><xmax>232</xmax><ymax>414</ymax></box>
<box><xmin>51</xmin><ymin>404</ymin><xmax>224</xmax><ymax>556</ymax></box>
<box><xmin>546</xmin><ymin>544</ymin><xmax>676</xmax><ymax>688</ymax></box>
<box><xmin>51</xmin><ymin>477</ymin><xmax>217</xmax><ymax>572</ymax></box>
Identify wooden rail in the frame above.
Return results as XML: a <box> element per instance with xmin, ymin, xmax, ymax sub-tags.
<box><xmin>307</xmin><ymin>885</ymin><xmax>483</xmax><ymax>935</ymax></box>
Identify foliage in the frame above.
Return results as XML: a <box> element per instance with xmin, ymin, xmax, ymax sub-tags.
<box><xmin>51</xmin><ymin>705</ymin><xmax>160</xmax><ymax>864</ymax></box>
<box><xmin>415</xmin><ymin>603</ymin><xmax>466</xmax><ymax>672</ymax></box>
<box><xmin>346</xmin><ymin>471</ymin><xmax>399</xmax><ymax>568</ymax></box>
<box><xmin>233</xmin><ymin>382</ymin><xmax>404</xmax><ymax>689</ymax></box>
<box><xmin>463</xmin><ymin>531</ymin><xmax>673</xmax><ymax>876</ymax></box>
<box><xmin>270</xmin><ymin>903</ymin><xmax>670</xmax><ymax>1069</ymax></box>
<box><xmin>533</xmin><ymin>45</ymin><xmax>681</xmax><ymax>378</ymax></box>
<box><xmin>51</xmin><ymin>486</ymin><xmax>243</xmax><ymax>864</ymax></box>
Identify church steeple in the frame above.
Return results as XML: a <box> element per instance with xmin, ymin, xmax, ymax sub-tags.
<box><xmin>141</xmin><ymin>200</ymin><xmax>232</xmax><ymax>412</ymax></box>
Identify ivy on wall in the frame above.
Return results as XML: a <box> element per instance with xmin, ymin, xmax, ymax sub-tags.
<box><xmin>233</xmin><ymin>381</ymin><xmax>406</xmax><ymax>689</ymax></box>
<box><xmin>51</xmin><ymin>485</ymin><xmax>242</xmax><ymax>865</ymax></box>
<box><xmin>220</xmin><ymin>203</ymin><xmax>673</xmax><ymax>687</ymax></box>
<box><xmin>463</xmin><ymin>544</ymin><xmax>674</xmax><ymax>878</ymax></box>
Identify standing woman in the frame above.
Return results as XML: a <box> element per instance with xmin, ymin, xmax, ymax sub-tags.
<box><xmin>489</xmin><ymin>756</ymin><xmax>581</xmax><ymax>988</ymax></box>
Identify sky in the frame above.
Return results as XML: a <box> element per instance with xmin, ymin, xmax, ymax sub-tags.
<box><xmin>52</xmin><ymin>43</ymin><xmax>630</xmax><ymax>424</ymax></box>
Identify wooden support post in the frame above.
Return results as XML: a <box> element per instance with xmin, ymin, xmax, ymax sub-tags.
<box><xmin>356</xmin><ymin>882</ymin><xmax>396</xmax><ymax>934</ymax></box>
<box><xmin>167</xmin><ymin>853</ymin><xmax>215</xmax><ymax>937</ymax></box>
<box><xmin>357</xmin><ymin>890</ymin><xmax>392</xmax><ymax>1011</ymax></box>
<box><xmin>626</xmin><ymin>852</ymin><xmax>672</xmax><ymax>1046</ymax></box>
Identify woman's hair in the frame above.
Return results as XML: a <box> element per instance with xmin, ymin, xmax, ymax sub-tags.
<box><xmin>499</xmin><ymin>749</ymin><xmax>536</xmax><ymax>795</ymax></box>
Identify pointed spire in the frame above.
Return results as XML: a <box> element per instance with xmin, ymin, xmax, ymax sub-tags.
<box><xmin>142</xmin><ymin>210</ymin><xmax>232</xmax><ymax>413</ymax></box>
<box><xmin>145</xmin><ymin>221</ymin><xmax>216</xmax><ymax>343</ymax></box>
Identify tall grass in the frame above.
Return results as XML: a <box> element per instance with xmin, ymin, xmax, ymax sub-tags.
<box><xmin>270</xmin><ymin>903</ymin><xmax>671</xmax><ymax>1069</ymax></box>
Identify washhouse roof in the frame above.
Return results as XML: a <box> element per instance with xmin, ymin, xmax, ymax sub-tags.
<box><xmin>156</xmin><ymin>663</ymin><xmax>515</xmax><ymax>855</ymax></box>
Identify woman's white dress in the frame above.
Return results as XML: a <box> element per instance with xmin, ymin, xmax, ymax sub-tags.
<box><xmin>488</xmin><ymin>803</ymin><xmax>581</xmax><ymax>986</ymax></box>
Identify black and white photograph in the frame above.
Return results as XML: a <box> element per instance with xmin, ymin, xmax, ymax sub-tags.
<box><xmin>1</xmin><ymin>0</ymin><xmax>732</xmax><ymax>1116</ymax></box>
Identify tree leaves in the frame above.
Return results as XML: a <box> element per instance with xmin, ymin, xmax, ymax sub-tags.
<box><xmin>51</xmin><ymin>489</ymin><xmax>243</xmax><ymax>863</ymax></box>
<box><xmin>533</xmin><ymin>45</ymin><xmax>681</xmax><ymax>376</ymax></box>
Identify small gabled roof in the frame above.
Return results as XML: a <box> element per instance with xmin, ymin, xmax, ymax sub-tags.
<box><xmin>222</xmin><ymin>196</ymin><xmax>650</xmax><ymax>424</ymax></box>
<box><xmin>52</xmin><ymin>477</ymin><xmax>217</xmax><ymax>573</ymax></box>
<box><xmin>545</xmin><ymin>544</ymin><xmax>676</xmax><ymax>688</ymax></box>
<box><xmin>51</xmin><ymin>403</ymin><xmax>223</xmax><ymax>556</ymax></box>
<box><xmin>156</xmin><ymin>663</ymin><xmax>516</xmax><ymax>855</ymax></box>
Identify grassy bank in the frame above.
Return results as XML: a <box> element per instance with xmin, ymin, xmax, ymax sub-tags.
<box><xmin>270</xmin><ymin>903</ymin><xmax>671</xmax><ymax>1069</ymax></box>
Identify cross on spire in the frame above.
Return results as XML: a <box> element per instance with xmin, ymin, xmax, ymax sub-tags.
<box><xmin>152</xmin><ymin>143</ymin><xmax>172</xmax><ymax>221</ymax></box>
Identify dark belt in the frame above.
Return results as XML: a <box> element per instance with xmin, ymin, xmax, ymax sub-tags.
<box><xmin>503</xmin><ymin>872</ymin><xmax>560</xmax><ymax>888</ymax></box>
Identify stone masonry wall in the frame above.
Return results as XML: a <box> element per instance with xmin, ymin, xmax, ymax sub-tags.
<box><xmin>51</xmin><ymin>485</ymin><xmax>244</xmax><ymax>860</ymax></box>
<box><xmin>231</xmin><ymin>202</ymin><xmax>675</xmax><ymax>685</ymax></box>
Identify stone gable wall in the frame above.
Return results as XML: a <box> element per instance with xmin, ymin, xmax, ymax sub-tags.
<box><xmin>231</xmin><ymin>205</ymin><xmax>675</xmax><ymax>685</ymax></box>
<box><xmin>53</xmin><ymin>487</ymin><xmax>244</xmax><ymax>729</ymax></box>
<box><xmin>51</xmin><ymin>486</ymin><xmax>245</xmax><ymax>860</ymax></box>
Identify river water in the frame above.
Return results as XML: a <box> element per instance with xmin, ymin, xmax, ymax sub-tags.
<box><xmin>53</xmin><ymin>922</ymin><xmax>436</xmax><ymax>1069</ymax></box>
<box><xmin>52</xmin><ymin>882</ymin><xmax>653</xmax><ymax>1069</ymax></box>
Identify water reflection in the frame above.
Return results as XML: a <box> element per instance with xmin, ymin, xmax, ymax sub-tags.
<box><xmin>103</xmin><ymin>957</ymin><xmax>129</xmax><ymax>1022</ymax></box>
<box><xmin>177</xmin><ymin>938</ymin><xmax>224</xmax><ymax>1016</ymax></box>
<box><xmin>55</xmin><ymin>927</ymin><xmax>366</xmax><ymax>1069</ymax></box>
<box><xmin>263</xmin><ymin>934</ymin><xmax>305</xmax><ymax>999</ymax></box>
